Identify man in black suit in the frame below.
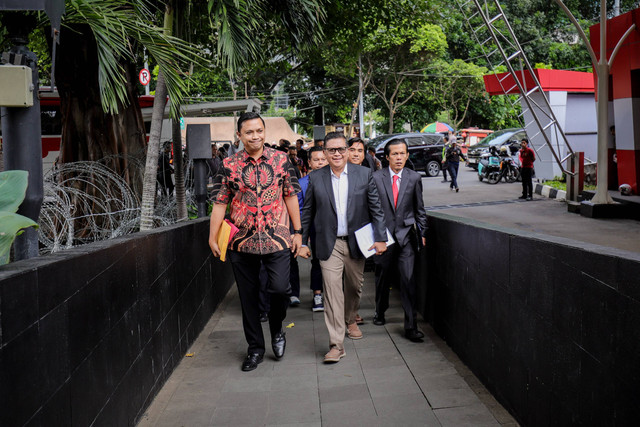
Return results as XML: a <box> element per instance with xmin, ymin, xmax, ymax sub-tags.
<box><xmin>372</xmin><ymin>138</ymin><xmax>428</xmax><ymax>342</ymax></box>
<box><xmin>299</xmin><ymin>132</ymin><xmax>387</xmax><ymax>363</ymax></box>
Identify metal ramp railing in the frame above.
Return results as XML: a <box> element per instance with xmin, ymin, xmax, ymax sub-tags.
<box><xmin>455</xmin><ymin>0</ymin><xmax>576</xmax><ymax>176</ymax></box>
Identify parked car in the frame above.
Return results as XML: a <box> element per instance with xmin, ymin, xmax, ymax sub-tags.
<box><xmin>368</xmin><ymin>132</ymin><xmax>445</xmax><ymax>177</ymax></box>
<box><xmin>466</xmin><ymin>128</ymin><xmax>527</xmax><ymax>170</ymax></box>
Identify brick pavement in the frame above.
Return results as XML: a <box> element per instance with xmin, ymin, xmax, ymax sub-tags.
<box><xmin>138</xmin><ymin>259</ymin><xmax>518</xmax><ymax>427</ymax></box>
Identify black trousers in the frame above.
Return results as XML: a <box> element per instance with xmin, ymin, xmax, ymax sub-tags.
<box><xmin>374</xmin><ymin>242</ymin><xmax>418</xmax><ymax>330</ymax></box>
<box><xmin>290</xmin><ymin>252</ymin><xmax>300</xmax><ymax>298</ymax></box>
<box><xmin>229</xmin><ymin>249</ymin><xmax>291</xmax><ymax>356</ymax></box>
<box><xmin>448</xmin><ymin>161</ymin><xmax>460</xmax><ymax>189</ymax></box>
<box><xmin>521</xmin><ymin>167</ymin><xmax>533</xmax><ymax>197</ymax></box>
<box><xmin>309</xmin><ymin>236</ymin><xmax>323</xmax><ymax>292</ymax></box>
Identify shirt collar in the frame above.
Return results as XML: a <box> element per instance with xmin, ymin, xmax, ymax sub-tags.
<box><xmin>331</xmin><ymin>163</ymin><xmax>349</xmax><ymax>178</ymax></box>
<box><xmin>389</xmin><ymin>167</ymin><xmax>403</xmax><ymax>179</ymax></box>
<box><xmin>241</xmin><ymin>144</ymin><xmax>271</xmax><ymax>162</ymax></box>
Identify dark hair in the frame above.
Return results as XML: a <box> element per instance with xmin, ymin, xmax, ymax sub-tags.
<box><xmin>521</xmin><ymin>138</ymin><xmax>529</xmax><ymax>144</ymax></box>
<box><xmin>324</xmin><ymin>131</ymin><xmax>347</xmax><ymax>146</ymax></box>
<box><xmin>348</xmin><ymin>137</ymin><xmax>365</xmax><ymax>147</ymax></box>
<box><xmin>308</xmin><ymin>146</ymin><xmax>324</xmax><ymax>155</ymax></box>
<box><xmin>384</xmin><ymin>139</ymin><xmax>408</xmax><ymax>157</ymax></box>
<box><xmin>237</xmin><ymin>112</ymin><xmax>265</xmax><ymax>132</ymax></box>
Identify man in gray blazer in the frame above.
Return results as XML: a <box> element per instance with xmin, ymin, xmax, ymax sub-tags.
<box><xmin>372</xmin><ymin>138</ymin><xmax>428</xmax><ymax>342</ymax></box>
<box><xmin>299</xmin><ymin>131</ymin><xmax>387</xmax><ymax>363</ymax></box>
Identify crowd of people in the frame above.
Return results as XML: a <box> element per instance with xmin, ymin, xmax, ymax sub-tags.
<box><xmin>208</xmin><ymin>112</ymin><xmax>428</xmax><ymax>371</ymax></box>
<box><xmin>206</xmin><ymin>112</ymin><xmax>538</xmax><ymax>372</ymax></box>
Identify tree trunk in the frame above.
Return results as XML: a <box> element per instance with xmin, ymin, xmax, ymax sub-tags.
<box><xmin>139</xmin><ymin>71</ymin><xmax>169</xmax><ymax>230</ymax></box>
<box><xmin>170</xmin><ymin>0</ymin><xmax>188</xmax><ymax>221</ymax></box>
<box><xmin>388</xmin><ymin>108</ymin><xmax>395</xmax><ymax>134</ymax></box>
<box><xmin>172</xmin><ymin>117</ymin><xmax>188</xmax><ymax>221</ymax></box>
<box><xmin>140</xmin><ymin>4</ymin><xmax>173</xmax><ymax>230</ymax></box>
<box><xmin>56</xmin><ymin>24</ymin><xmax>146</xmax><ymax>197</ymax></box>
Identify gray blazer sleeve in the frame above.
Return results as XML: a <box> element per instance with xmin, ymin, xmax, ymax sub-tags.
<box><xmin>300</xmin><ymin>173</ymin><xmax>316</xmax><ymax>246</ymax></box>
<box><xmin>366</xmin><ymin>168</ymin><xmax>387</xmax><ymax>242</ymax></box>
<box><xmin>412</xmin><ymin>174</ymin><xmax>428</xmax><ymax>237</ymax></box>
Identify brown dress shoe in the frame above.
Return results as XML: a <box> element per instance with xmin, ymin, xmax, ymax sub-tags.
<box><xmin>355</xmin><ymin>314</ymin><xmax>364</xmax><ymax>325</ymax></box>
<box><xmin>347</xmin><ymin>322</ymin><xmax>363</xmax><ymax>339</ymax></box>
<box><xmin>324</xmin><ymin>347</ymin><xmax>346</xmax><ymax>363</ymax></box>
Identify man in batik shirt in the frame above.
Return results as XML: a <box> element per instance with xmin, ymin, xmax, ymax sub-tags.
<box><xmin>209</xmin><ymin>112</ymin><xmax>303</xmax><ymax>372</ymax></box>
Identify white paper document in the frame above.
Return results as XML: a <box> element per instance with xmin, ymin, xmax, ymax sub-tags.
<box><xmin>354</xmin><ymin>223</ymin><xmax>395</xmax><ymax>258</ymax></box>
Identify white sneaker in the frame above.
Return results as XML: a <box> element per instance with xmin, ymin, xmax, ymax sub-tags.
<box><xmin>312</xmin><ymin>294</ymin><xmax>324</xmax><ymax>312</ymax></box>
<box><xmin>289</xmin><ymin>296</ymin><xmax>301</xmax><ymax>306</ymax></box>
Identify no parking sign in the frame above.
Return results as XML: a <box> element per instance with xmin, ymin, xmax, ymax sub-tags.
<box><xmin>139</xmin><ymin>68</ymin><xmax>151</xmax><ymax>86</ymax></box>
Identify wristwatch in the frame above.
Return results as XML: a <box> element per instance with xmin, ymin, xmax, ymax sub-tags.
<box><xmin>293</xmin><ymin>228</ymin><xmax>303</xmax><ymax>235</ymax></box>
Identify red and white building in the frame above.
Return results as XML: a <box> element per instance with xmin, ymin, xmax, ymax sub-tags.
<box><xmin>483</xmin><ymin>68</ymin><xmax>597</xmax><ymax>181</ymax></box>
<box><xmin>590</xmin><ymin>8</ymin><xmax>640</xmax><ymax>194</ymax></box>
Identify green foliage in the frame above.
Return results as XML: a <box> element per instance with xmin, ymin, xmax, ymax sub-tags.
<box><xmin>420</xmin><ymin>59</ymin><xmax>488</xmax><ymax>130</ymax></box>
<box><xmin>28</xmin><ymin>27</ymin><xmax>51</xmax><ymax>85</ymax></box>
<box><xmin>543</xmin><ymin>179</ymin><xmax>596</xmax><ymax>192</ymax></box>
<box><xmin>0</xmin><ymin>171</ymin><xmax>39</xmax><ymax>265</ymax></box>
<box><xmin>187</xmin><ymin>202</ymin><xmax>213</xmax><ymax>219</ymax></box>
<box><xmin>62</xmin><ymin>0</ymin><xmax>204</xmax><ymax>118</ymax></box>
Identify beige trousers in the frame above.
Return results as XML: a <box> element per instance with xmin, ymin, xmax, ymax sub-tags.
<box><xmin>319</xmin><ymin>239</ymin><xmax>365</xmax><ymax>350</ymax></box>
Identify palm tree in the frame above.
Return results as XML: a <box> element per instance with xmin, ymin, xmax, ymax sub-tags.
<box><xmin>11</xmin><ymin>0</ymin><xmax>324</xmax><ymax>231</ymax></box>
<box><xmin>140</xmin><ymin>0</ymin><xmax>326</xmax><ymax>229</ymax></box>
<box><xmin>52</xmin><ymin>0</ymin><xmax>200</xmax><ymax>210</ymax></box>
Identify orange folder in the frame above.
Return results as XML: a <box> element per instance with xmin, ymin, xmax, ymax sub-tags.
<box><xmin>216</xmin><ymin>219</ymin><xmax>239</xmax><ymax>262</ymax></box>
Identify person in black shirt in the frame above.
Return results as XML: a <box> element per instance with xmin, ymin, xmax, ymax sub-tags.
<box><xmin>445</xmin><ymin>141</ymin><xmax>466</xmax><ymax>193</ymax></box>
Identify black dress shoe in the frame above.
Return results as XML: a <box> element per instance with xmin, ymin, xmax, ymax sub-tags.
<box><xmin>259</xmin><ymin>312</ymin><xmax>268</xmax><ymax>322</ymax></box>
<box><xmin>272</xmin><ymin>330</ymin><xmax>286</xmax><ymax>359</ymax></box>
<box><xmin>372</xmin><ymin>314</ymin><xmax>386</xmax><ymax>326</ymax></box>
<box><xmin>405</xmin><ymin>329</ymin><xmax>425</xmax><ymax>342</ymax></box>
<box><xmin>241</xmin><ymin>353</ymin><xmax>263</xmax><ymax>371</ymax></box>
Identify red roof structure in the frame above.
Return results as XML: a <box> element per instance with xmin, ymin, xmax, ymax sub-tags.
<box><xmin>483</xmin><ymin>69</ymin><xmax>594</xmax><ymax>96</ymax></box>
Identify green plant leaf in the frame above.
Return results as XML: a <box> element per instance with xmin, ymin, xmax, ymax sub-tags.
<box><xmin>0</xmin><ymin>212</ymin><xmax>38</xmax><ymax>265</ymax></box>
<box><xmin>0</xmin><ymin>170</ymin><xmax>29</xmax><ymax>213</ymax></box>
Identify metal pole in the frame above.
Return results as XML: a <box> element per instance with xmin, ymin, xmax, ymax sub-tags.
<box><xmin>358</xmin><ymin>55</ymin><xmax>365</xmax><ymax>139</ymax></box>
<box><xmin>592</xmin><ymin>0</ymin><xmax>614</xmax><ymax>204</ymax></box>
<box><xmin>193</xmin><ymin>159</ymin><xmax>208</xmax><ymax>218</ymax></box>
<box><xmin>2</xmin><ymin>43</ymin><xmax>43</xmax><ymax>260</ymax></box>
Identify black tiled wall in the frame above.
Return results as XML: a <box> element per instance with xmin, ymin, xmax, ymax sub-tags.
<box><xmin>0</xmin><ymin>218</ymin><xmax>234</xmax><ymax>426</ymax></box>
<box><xmin>421</xmin><ymin>212</ymin><xmax>640</xmax><ymax>426</ymax></box>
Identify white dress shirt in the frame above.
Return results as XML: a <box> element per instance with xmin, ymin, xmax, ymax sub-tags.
<box><xmin>331</xmin><ymin>164</ymin><xmax>349</xmax><ymax>237</ymax></box>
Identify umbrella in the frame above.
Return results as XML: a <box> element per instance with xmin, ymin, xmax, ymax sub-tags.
<box><xmin>420</xmin><ymin>122</ymin><xmax>453</xmax><ymax>133</ymax></box>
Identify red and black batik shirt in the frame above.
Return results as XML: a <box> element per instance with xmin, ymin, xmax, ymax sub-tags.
<box><xmin>214</xmin><ymin>146</ymin><xmax>300</xmax><ymax>254</ymax></box>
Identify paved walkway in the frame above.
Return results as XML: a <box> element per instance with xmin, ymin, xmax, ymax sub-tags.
<box><xmin>424</xmin><ymin>167</ymin><xmax>640</xmax><ymax>254</ymax></box>
<box><xmin>138</xmin><ymin>261</ymin><xmax>518</xmax><ymax>427</ymax></box>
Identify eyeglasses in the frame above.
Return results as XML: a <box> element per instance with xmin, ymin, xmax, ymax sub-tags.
<box><xmin>324</xmin><ymin>147</ymin><xmax>347</xmax><ymax>154</ymax></box>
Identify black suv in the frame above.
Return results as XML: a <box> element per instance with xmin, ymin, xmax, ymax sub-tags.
<box><xmin>368</xmin><ymin>133</ymin><xmax>445</xmax><ymax>177</ymax></box>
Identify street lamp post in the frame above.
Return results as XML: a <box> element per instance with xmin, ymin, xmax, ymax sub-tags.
<box><xmin>0</xmin><ymin>1</ymin><xmax>65</xmax><ymax>260</ymax></box>
<box><xmin>0</xmin><ymin>18</ymin><xmax>43</xmax><ymax>260</ymax></box>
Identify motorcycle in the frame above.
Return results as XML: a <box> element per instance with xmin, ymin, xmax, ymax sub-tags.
<box><xmin>488</xmin><ymin>155</ymin><xmax>520</xmax><ymax>184</ymax></box>
<box><xmin>477</xmin><ymin>148</ymin><xmax>501</xmax><ymax>183</ymax></box>
<box><xmin>478</xmin><ymin>146</ymin><xmax>520</xmax><ymax>184</ymax></box>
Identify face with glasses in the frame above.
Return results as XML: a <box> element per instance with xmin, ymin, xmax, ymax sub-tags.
<box><xmin>324</xmin><ymin>137</ymin><xmax>349</xmax><ymax>172</ymax></box>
